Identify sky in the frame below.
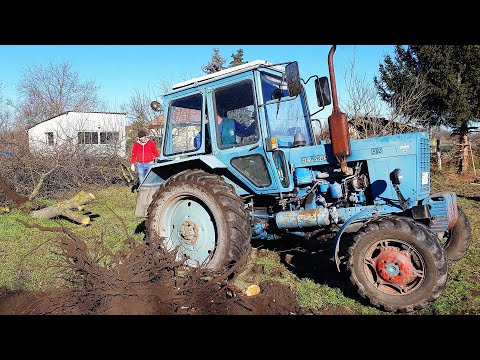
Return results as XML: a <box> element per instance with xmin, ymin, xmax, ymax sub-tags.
<box><xmin>0</xmin><ymin>45</ymin><xmax>395</xmax><ymax>122</ymax></box>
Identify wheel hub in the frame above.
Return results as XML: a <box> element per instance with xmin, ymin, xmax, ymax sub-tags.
<box><xmin>179</xmin><ymin>220</ymin><xmax>199</xmax><ymax>245</ymax></box>
<box><xmin>385</xmin><ymin>263</ymin><xmax>400</xmax><ymax>276</ymax></box>
<box><xmin>375</xmin><ymin>249</ymin><xmax>416</xmax><ymax>284</ymax></box>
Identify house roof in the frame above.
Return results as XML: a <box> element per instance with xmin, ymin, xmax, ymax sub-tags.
<box><xmin>125</xmin><ymin>115</ymin><xmax>165</xmax><ymax>132</ymax></box>
<box><xmin>149</xmin><ymin>115</ymin><xmax>164</xmax><ymax>127</ymax></box>
<box><xmin>28</xmin><ymin>111</ymin><xmax>127</xmax><ymax>129</ymax></box>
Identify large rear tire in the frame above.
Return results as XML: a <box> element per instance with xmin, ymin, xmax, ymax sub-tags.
<box><xmin>145</xmin><ymin>169</ymin><xmax>251</xmax><ymax>272</ymax></box>
<box><xmin>440</xmin><ymin>205</ymin><xmax>472</xmax><ymax>262</ymax></box>
<box><xmin>347</xmin><ymin>217</ymin><xmax>448</xmax><ymax>313</ymax></box>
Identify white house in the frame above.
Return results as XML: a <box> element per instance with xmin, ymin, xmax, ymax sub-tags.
<box><xmin>28</xmin><ymin>111</ymin><xmax>127</xmax><ymax>157</ymax></box>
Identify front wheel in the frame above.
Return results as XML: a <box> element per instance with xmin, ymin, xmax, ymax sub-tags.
<box><xmin>145</xmin><ymin>169</ymin><xmax>251</xmax><ymax>272</ymax></box>
<box><xmin>347</xmin><ymin>217</ymin><xmax>448</xmax><ymax>312</ymax></box>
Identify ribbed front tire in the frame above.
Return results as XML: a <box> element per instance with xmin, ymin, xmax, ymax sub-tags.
<box><xmin>146</xmin><ymin>169</ymin><xmax>251</xmax><ymax>272</ymax></box>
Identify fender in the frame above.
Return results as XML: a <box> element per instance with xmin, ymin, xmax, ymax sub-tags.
<box><xmin>333</xmin><ymin>211</ymin><xmax>373</xmax><ymax>271</ymax></box>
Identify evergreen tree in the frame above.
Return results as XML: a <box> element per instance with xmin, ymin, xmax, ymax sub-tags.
<box><xmin>229</xmin><ymin>49</ymin><xmax>246</xmax><ymax>67</ymax></box>
<box><xmin>375</xmin><ymin>45</ymin><xmax>480</xmax><ymax>173</ymax></box>
<box><xmin>201</xmin><ymin>48</ymin><xmax>227</xmax><ymax>74</ymax></box>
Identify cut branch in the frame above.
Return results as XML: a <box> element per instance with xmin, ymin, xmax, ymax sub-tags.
<box><xmin>30</xmin><ymin>191</ymin><xmax>95</xmax><ymax>225</ymax></box>
<box><xmin>28</xmin><ymin>166</ymin><xmax>58</xmax><ymax>201</ymax></box>
<box><xmin>0</xmin><ymin>173</ymin><xmax>28</xmax><ymax>207</ymax></box>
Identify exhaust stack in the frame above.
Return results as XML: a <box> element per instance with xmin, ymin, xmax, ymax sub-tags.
<box><xmin>327</xmin><ymin>45</ymin><xmax>351</xmax><ymax>174</ymax></box>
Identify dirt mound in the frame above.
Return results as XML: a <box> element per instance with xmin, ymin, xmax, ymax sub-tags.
<box><xmin>0</xmin><ymin>223</ymin><xmax>299</xmax><ymax>315</ymax></box>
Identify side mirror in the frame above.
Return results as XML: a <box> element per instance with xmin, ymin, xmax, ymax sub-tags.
<box><xmin>315</xmin><ymin>76</ymin><xmax>331</xmax><ymax>107</ymax></box>
<box><xmin>285</xmin><ymin>62</ymin><xmax>302</xmax><ymax>97</ymax></box>
<box><xmin>150</xmin><ymin>101</ymin><xmax>161</xmax><ymax>112</ymax></box>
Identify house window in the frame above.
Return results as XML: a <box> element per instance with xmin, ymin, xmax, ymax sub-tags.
<box><xmin>99</xmin><ymin>132</ymin><xmax>119</xmax><ymax>144</ymax></box>
<box><xmin>78</xmin><ymin>131</ymin><xmax>99</xmax><ymax>144</ymax></box>
<box><xmin>46</xmin><ymin>132</ymin><xmax>54</xmax><ymax>146</ymax></box>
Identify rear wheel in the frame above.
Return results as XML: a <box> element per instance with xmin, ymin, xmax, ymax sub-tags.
<box><xmin>347</xmin><ymin>217</ymin><xmax>448</xmax><ymax>312</ymax></box>
<box><xmin>146</xmin><ymin>169</ymin><xmax>251</xmax><ymax>272</ymax></box>
<box><xmin>440</xmin><ymin>205</ymin><xmax>472</xmax><ymax>262</ymax></box>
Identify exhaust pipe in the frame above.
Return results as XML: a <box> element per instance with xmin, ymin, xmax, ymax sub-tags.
<box><xmin>327</xmin><ymin>45</ymin><xmax>351</xmax><ymax>174</ymax></box>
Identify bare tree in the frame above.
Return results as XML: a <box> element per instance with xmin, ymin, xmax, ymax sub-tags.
<box><xmin>14</xmin><ymin>60</ymin><xmax>103</xmax><ymax>127</ymax></box>
<box><xmin>122</xmin><ymin>88</ymin><xmax>161</xmax><ymax>123</ymax></box>
<box><xmin>0</xmin><ymin>81</ymin><xmax>13</xmax><ymax>132</ymax></box>
<box><xmin>158</xmin><ymin>77</ymin><xmax>176</xmax><ymax>95</ymax></box>
<box><xmin>342</xmin><ymin>53</ymin><xmax>433</xmax><ymax>140</ymax></box>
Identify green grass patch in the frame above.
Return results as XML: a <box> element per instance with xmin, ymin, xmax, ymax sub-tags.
<box><xmin>255</xmin><ymin>250</ymin><xmax>297</xmax><ymax>287</ymax></box>
<box><xmin>296</xmin><ymin>279</ymin><xmax>381</xmax><ymax>314</ymax></box>
<box><xmin>253</xmin><ymin>249</ymin><xmax>381</xmax><ymax>314</ymax></box>
<box><xmin>0</xmin><ymin>185</ymin><xmax>144</xmax><ymax>291</ymax></box>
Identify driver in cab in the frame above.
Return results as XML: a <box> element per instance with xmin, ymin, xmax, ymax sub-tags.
<box><xmin>194</xmin><ymin>110</ymin><xmax>257</xmax><ymax>149</ymax></box>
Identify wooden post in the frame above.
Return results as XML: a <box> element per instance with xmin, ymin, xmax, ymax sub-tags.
<box><xmin>469</xmin><ymin>137</ymin><xmax>477</xmax><ymax>177</ymax></box>
<box><xmin>436</xmin><ymin>138</ymin><xmax>442</xmax><ymax>171</ymax></box>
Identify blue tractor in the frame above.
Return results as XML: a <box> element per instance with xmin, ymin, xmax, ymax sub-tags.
<box><xmin>136</xmin><ymin>46</ymin><xmax>472</xmax><ymax>312</ymax></box>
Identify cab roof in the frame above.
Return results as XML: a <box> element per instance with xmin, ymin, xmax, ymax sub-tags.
<box><xmin>168</xmin><ymin>60</ymin><xmax>284</xmax><ymax>94</ymax></box>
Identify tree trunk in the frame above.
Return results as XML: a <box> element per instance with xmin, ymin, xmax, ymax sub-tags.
<box><xmin>459</xmin><ymin>134</ymin><xmax>469</xmax><ymax>174</ymax></box>
<box><xmin>30</xmin><ymin>191</ymin><xmax>95</xmax><ymax>225</ymax></box>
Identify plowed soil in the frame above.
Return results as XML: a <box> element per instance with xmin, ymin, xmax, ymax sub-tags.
<box><xmin>0</xmin><ymin>223</ymin><xmax>298</xmax><ymax>315</ymax></box>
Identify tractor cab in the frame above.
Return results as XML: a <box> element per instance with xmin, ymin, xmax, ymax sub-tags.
<box><xmin>145</xmin><ymin>60</ymin><xmax>330</xmax><ymax>197</ymax></box>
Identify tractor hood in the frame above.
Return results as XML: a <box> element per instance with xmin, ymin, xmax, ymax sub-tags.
<box><xmin>285</xmin><ymin>143</ymin><xmax>333</xmax><ymax>168</ymax></box>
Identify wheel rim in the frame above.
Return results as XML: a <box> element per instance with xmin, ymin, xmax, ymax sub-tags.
<box><xmin>161</xmin><ymin>196</ymin><xmax>216</xmax><ymax>267</ymax></box>
<box><xmin>363</xmin><ymin>239</ymin><xmax>426</xmax><ymax>296</ymax></box>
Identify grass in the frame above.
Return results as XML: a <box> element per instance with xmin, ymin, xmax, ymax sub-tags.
<box><xmin>0</xmin><ymin>170</ymin><xmax>478</xmax><ymax>314</ymax></box>
<box><xmin>252</xmin><ymin>248</ymin><xmax>382</xmax><ymax>314</ymax></box>
<box><xmin>420</xmin><ymin>170</ymin><xmax>480</xmax><ymax>314</ymax></box>
<box><xmin>0</xmin><ymin>185</ymin><xmax>143</xmax><ymax>291</ymax></box>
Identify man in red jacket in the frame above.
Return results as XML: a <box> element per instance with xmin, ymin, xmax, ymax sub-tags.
<box><xmin>130</xmin><ymin>129</ymin><xmax>159</xmax><ymax>184</ymax></box>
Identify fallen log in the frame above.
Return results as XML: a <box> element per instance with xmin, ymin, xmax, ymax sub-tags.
<box><xmin>30</xmin><ymin>191</ymin><xmax>95</xmax><ymax>225</ymax></box>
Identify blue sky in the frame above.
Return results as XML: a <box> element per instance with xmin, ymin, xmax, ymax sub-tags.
<box><xmin>0</xmin><ymin>45</ymin><xmax>394</xmax><ymax>121</ymax></box>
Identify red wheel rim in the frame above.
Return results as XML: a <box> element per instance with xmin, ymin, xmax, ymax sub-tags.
<box><xmin>363</xmin><ymin>239</ymin><xmax>426</xmax><ymax>296</ymax></box>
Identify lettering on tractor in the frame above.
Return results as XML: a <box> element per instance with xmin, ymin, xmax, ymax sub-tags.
<box><xmin>301</xmin><ymin>155</ymin><xmax>327</xmax><ymax>163</ymax></box>
<box><xmin>135</xmin><ymin>45</ymin><xmax>472</xmax><ymax>313</ymax></box>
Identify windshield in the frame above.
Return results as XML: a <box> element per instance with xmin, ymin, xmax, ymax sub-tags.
<box><xmin>260</xmin><ymin>72</ymin><xmax>312</xmax><ymax>147</ymax></box>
